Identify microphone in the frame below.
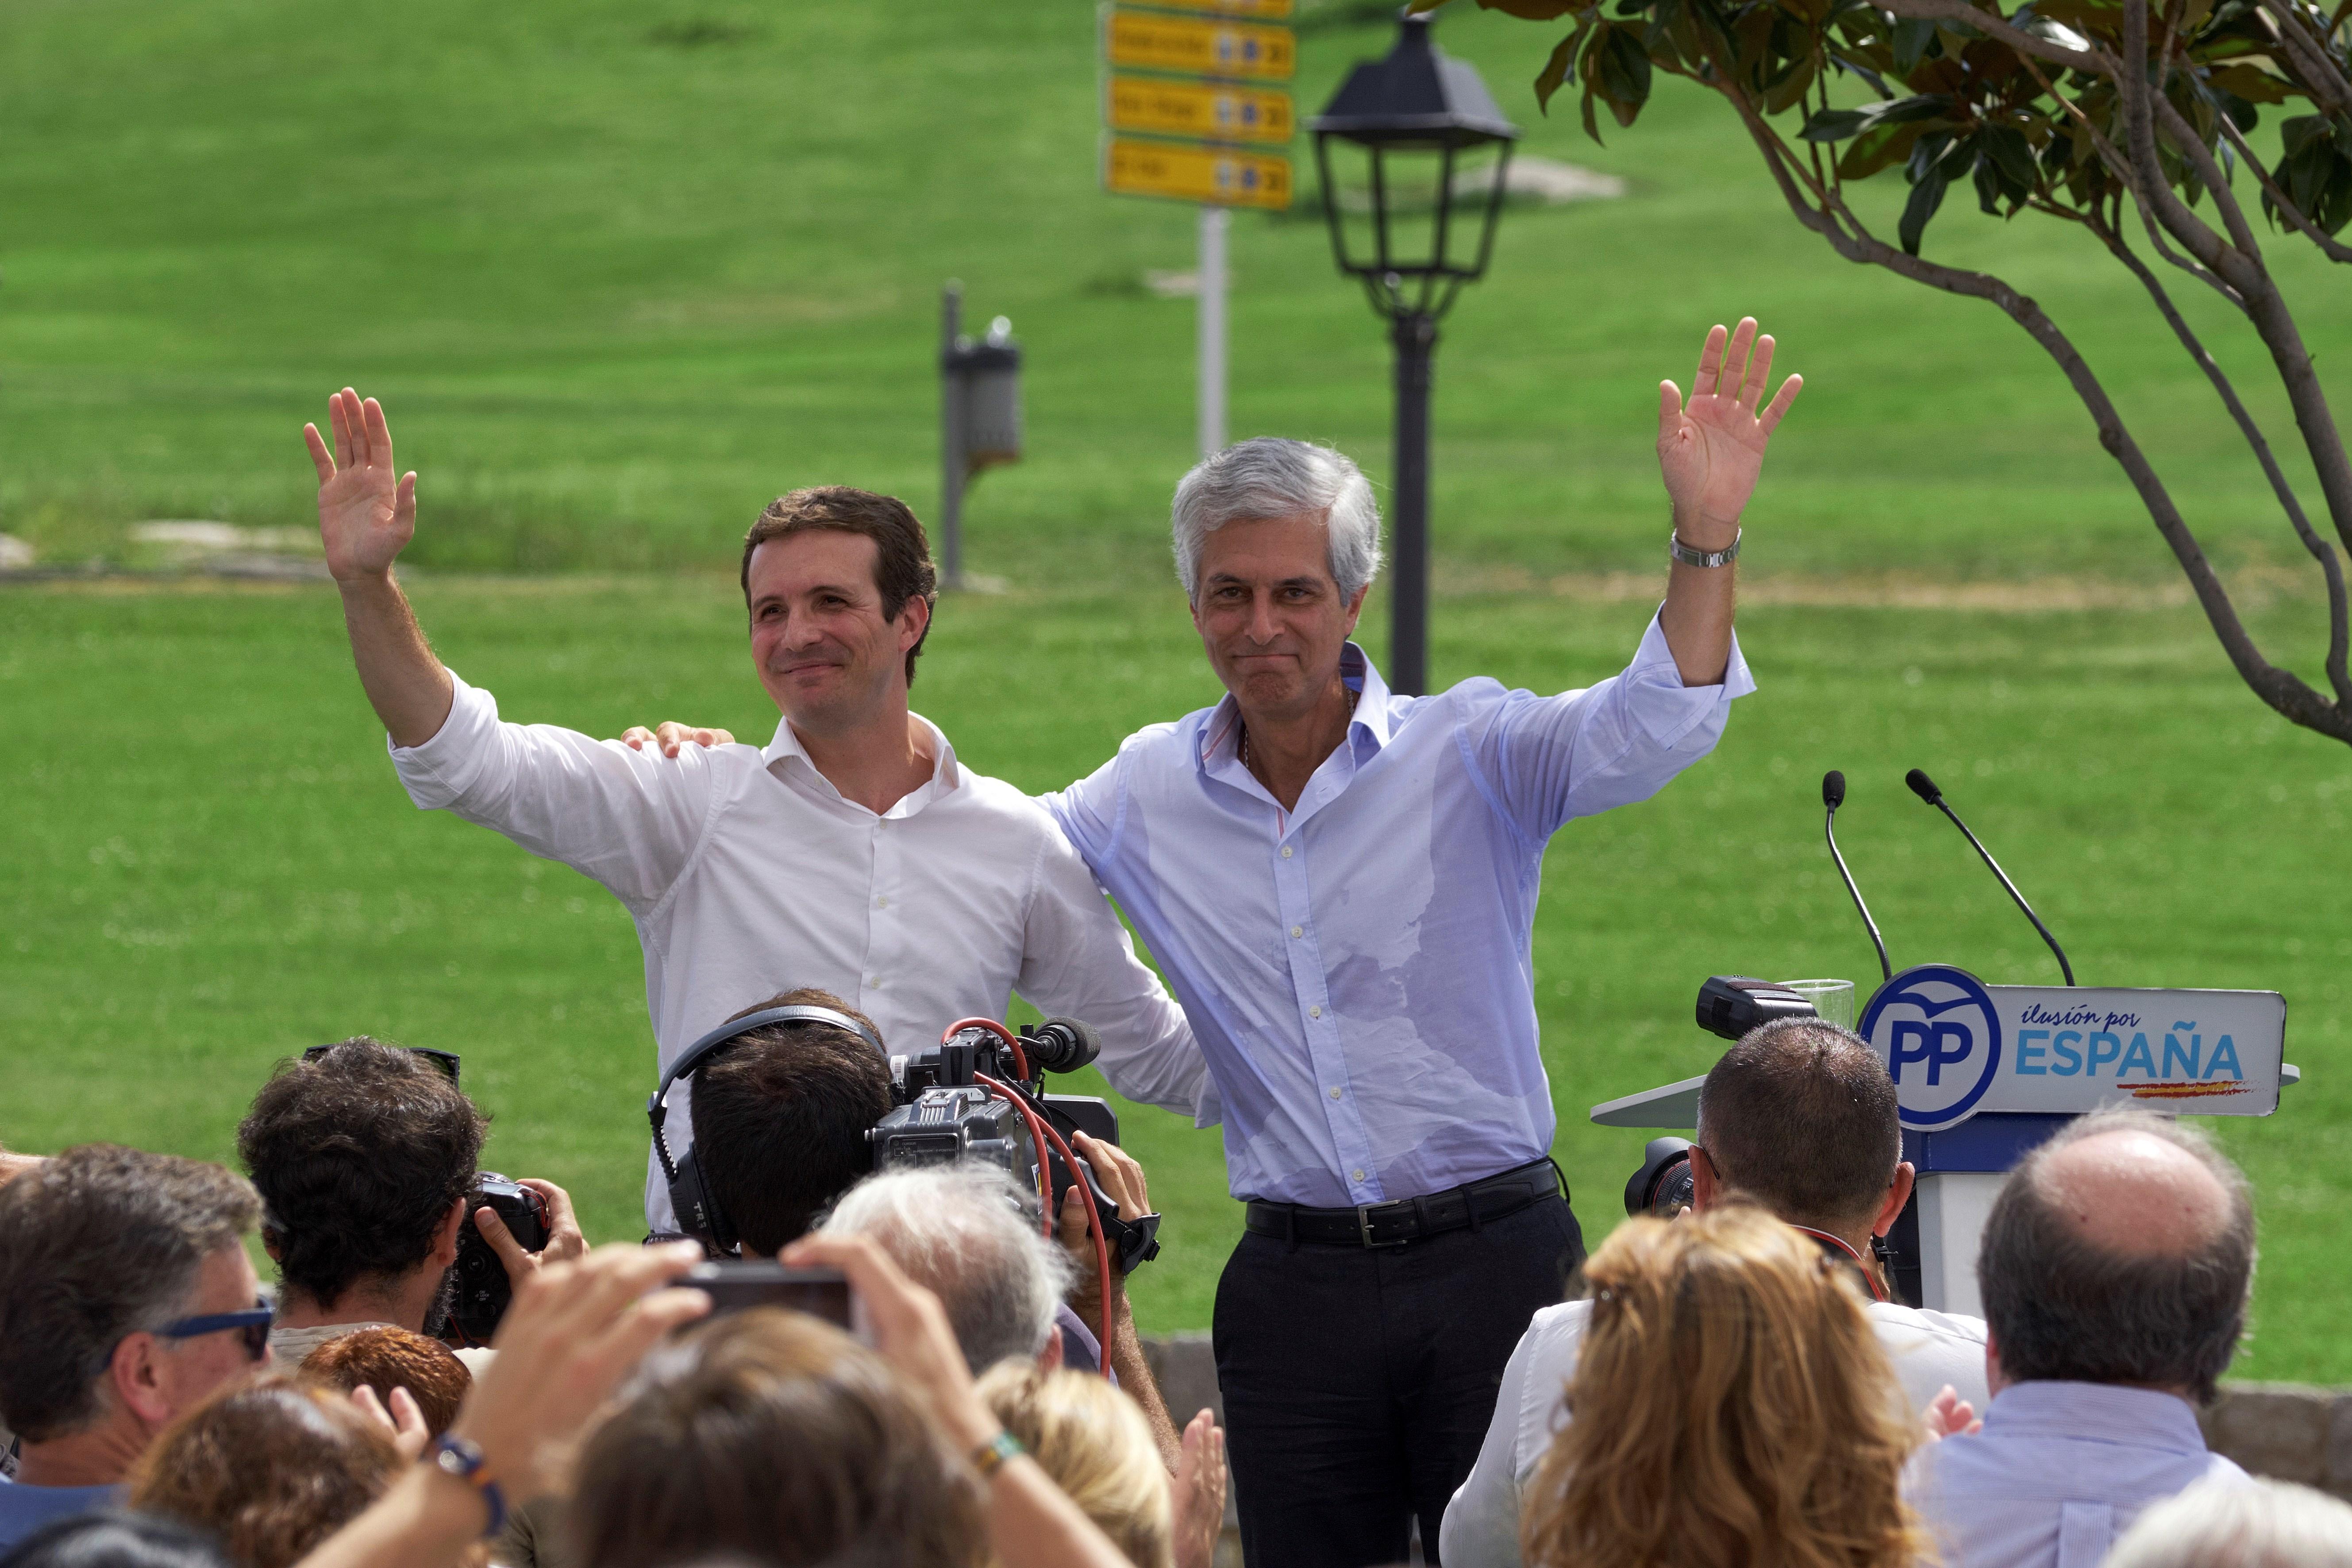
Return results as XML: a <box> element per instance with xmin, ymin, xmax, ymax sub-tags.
<box><xmin>1822</xmin><ymin>771</ymin><xmax>1892</xmax><ymax>983</ymax></box>
<box><xmin>1021</xmin><ymin>1017</ymin><xmax>1102</xmax><ymax>1075</ymax></box>
<box><xmin>1904</xmin><ymin>768</ymin><xmax>2075</xmax><ymax>985</ymax></box>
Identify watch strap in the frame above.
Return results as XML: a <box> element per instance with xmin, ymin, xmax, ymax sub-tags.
<box><xmin>1669</xmin><ymin>528</ymin><xmax>1741</xmax><ymax>568</ymax></box>
<box><xmin>430</xmin><ymin>1434</ymin><xmax>508</xmax><ymax>1538</ymax></box>
<box><xmin>970</xmin><ymin>1429</ymin><xmax>1027</xmax><ymax>1479</ymax></box>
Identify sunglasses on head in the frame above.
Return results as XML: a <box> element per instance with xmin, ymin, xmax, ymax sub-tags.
<box><xmin>301</xmin><ymin>1043</ymin><xmax>461</xmax><ymax>1086</ymax></box>
<box><xmin>153</xmin><ymin>1298</ymin><xmax>274</xmax><ymax>1362</ymax></box>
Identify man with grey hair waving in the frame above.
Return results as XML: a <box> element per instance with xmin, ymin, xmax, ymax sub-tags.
<box><xmin>1038</xmin><ymin>319</ymin><xmax>1800</xmax><ymax>1567</ymax></box>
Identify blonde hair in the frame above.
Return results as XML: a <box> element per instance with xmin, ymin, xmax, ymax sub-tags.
<box><xmin>1521</xmin><ymin>1205</ymin><xmax>1928</xmax><ymax>1568</ymax></box>
<box><xmin>976</xmin><ymin>1363</ymin><xmax>1173</xmax><ymax>1568</ymax></box>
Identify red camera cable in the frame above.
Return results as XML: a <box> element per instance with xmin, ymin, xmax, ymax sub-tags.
<box><xmin>974</xmin><ymin>1071</ymin><xmax>1116</xmax><ymax>1374</ymax></box>
<box><xmin>943</xmin><ymin>1016</ymin><xmax>1032</xmax><ymax>1082</ymax></box>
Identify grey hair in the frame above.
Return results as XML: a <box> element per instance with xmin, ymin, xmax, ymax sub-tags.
<box><xmin>1977</xmin><ymin>1106</ymin><xmax>2256</xmax><ymax>1404</ymax></box>
<box><xmin>822</xmin><ymin>1167</ymin><xmax>1075</xmax><ymax>1375</ymax></box>
<box><xmin>1171</xmin><ymin>437</ymin><xmax>1382</xmax><ymax>602</ymax></box>
<box><xmin>0</xmin><ymin>1144</ymin><xmax>261</xmax><ymax>1441</ymax></box>
<box><xmin>2106</xmin><ymin>1479</ymin><xmax>2352</xmax><ymax>1568</ymax></box>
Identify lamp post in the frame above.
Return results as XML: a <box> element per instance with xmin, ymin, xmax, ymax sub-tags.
<box><xmin>1311</xmin><ymin>12</ymin><xmax>1517</xmax><ymax>696</ymax></box>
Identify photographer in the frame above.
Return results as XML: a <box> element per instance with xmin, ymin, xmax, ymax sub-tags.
<box><xmin>0</xmin><ymin>1146</ymin><xmax>267</xmax><ymax>1552</ymax></box>
<box><xmin>1441</xmin><ymin>1018</ymin><xmax>1989</xmax><ymax>1568</ymax></box>
<box><xmin>236</xmin><ymin>1040</ymin><xmax>584</xmax><ymax>1361</ymax></box>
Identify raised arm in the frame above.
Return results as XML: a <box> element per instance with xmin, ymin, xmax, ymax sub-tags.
<box><xmin>307</xmin><ymin>389</ymin><xmax>454</xmax><ymax>747</ymax></box>
<box><xmin>1655</xmin><ymin>319</ymin><xmax>1802</xmax><ymax>687</ymax></box>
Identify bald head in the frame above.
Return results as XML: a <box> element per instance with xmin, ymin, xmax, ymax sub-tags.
<box><xmin>2038</xmin><ymin>1126</ymin><xmax>2234</xmax><ymax>1260</ymax></box>
<box><xmin>1979</xmin><ymin>1108</ymin><xmax>2255</xmax><ymax>1403</ymax></box>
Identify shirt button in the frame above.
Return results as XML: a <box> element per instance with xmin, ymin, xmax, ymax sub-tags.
<box><xmin>1310</xmin><ymin>1005</ymin><xmax>1323</xmax><ymax>1019</ymax></box>
<box><xmin>1352</xmin><ymin>1169</ymin><xmax>1367</xmax><ymax>1183</ymax></box>
<box><xmin>1327</xmin><ymin>1086</ymin><xmax>1342</xmax><ymax>1101</ymax></box>
<box><xmin>875</xmin><ymin>897</ymin><xmax>888</xmax><ymax>909</ymax></box>
<box><xmin>1290</xmin><ymin>925</ymin><xmax>1303</xmax><ymax>939</ymax></box>
<box><xmin>1280</xmin><ymin>845</ymin><xmax>1293</xmax><ymax>859</ymax></box>
<box><xmin>867</xmin><ymin>978</ymin><xmax>882</xmax><ymax>989</ymax></box>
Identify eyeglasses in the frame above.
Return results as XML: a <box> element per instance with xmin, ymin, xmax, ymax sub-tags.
<box><xmin>154</xmin><ymin>1298</ymin><xmax>274</xmax><ymax>1362</ymax></box>
<box><xmin>301</xmin><ymin>1043</ymin><xmax>462</xmax><ymax>1086</ymax></box>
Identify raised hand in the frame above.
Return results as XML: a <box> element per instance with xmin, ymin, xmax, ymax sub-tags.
<box><xmin>1656</xmin><ymin>319</ymin><xmax>1802</xmax><ymax>537</ymax></box>
<box><xmin>1170</xmin><ymin>1408</ymin><xmax>1229</xmax><ymax>1568</ymax></box>
<box><xmin>620</xmin><ymin>721</ymin><xmax>737</xmax><ymax>757</ymax></box>
<box><xmin>306</xmin><ymin>389</ymin><xmax>416</xmax><ymax>582</ymax></box>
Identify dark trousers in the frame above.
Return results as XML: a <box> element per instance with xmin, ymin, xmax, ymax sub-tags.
<box><xmin>1212</xmin><ymin>1191</ymin><xmax>1584</xmax><ymax>1568</ymax></box>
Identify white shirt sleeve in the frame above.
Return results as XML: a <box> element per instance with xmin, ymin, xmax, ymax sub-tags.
<box><xmin>1012</xmin><ymin>819</ymin><xmax>1213</xmax><ymax>1124</ymax></box>
<box><xmin>1470</xmin><ymin>611</ymin><xmax>1755</xmax><ymax>843</ymax></box>
<box><xmin>389</xmin><ymin>670</ymin><xmax>725</xmax><ymax>914</ymax></box>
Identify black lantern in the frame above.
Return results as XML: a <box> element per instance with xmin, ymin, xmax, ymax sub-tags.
<box><xmin>1313</xmin><ymin>11</ymin><xmax>1517</xmax><ymax>696</ymax></box>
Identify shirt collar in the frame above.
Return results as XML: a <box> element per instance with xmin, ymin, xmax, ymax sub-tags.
<box><xmin>1982</xmin><ymin>1381</ymin><xmax>2211</xmax><ymax>1452</ymax></box>
<box><xmin>762</xmin><ymin>711</ymin><xmax>960</xmax><ymax>817</ymax></box>
<box><xmin>1195</xmin><ymin>641</ymin><xmax>1395</xmax><ymax>776</ymax></box>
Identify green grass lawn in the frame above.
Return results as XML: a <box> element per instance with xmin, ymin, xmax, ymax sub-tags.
<box><xmin>4</xmin><ymin>577</ymin><xmax>2346</xmax><ymax>1377</ymax></box>
<box><xmin>2</xmin><ymin>0</ymin><xmax>2350</xmax><ymax>601</ymax></box>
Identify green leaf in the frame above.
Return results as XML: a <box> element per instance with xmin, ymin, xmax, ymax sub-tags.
<box><xmin>1598</xmin><ymin>23</ymin><xmax>1654</xmax><ymax>119</ymax></box>
<box><xmin>1764</xmin><ymin>50</ymin><xmax>1818</xmax><ymax>112</ymax></box>
<box><xmin>1891</xmin><ymin>15</ymin><xmax>1939</xmax><ymax>71</ymax></box>
<box><xmin>1901</xmin><ymin>164</ymin><xmax>1953</xmax><ymax>252</ymax></box>
<box><xmin>1983</xmin><ymin>123</ymin><xmax>2040</xmax><ymax>187</ymax></box>
<box><xmin>1837</xmin><ymin>116</ymin><xmax>1938</xmax><ymax>177</ymax></box>
<box><xmin>1534</xmin><ymin>14</ymin><xmax>1596</xmax><ymax>110</ymax></box>
<box><xmin>1799</xmin><ymin>91</ymin><xmax>1955</xmax><ymax>140</ymax></box>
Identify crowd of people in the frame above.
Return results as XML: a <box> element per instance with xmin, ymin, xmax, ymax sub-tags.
<box><xmin>2</xmin><ymin>1019</ymin><xmax>2346</xmax><ymax>1568</ymax></box>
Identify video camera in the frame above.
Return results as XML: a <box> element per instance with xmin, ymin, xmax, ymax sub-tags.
<box><xmin>869</xmin><ymin>1018</ymin><xmax>1162</xmax><ymax>1273</ymax></box>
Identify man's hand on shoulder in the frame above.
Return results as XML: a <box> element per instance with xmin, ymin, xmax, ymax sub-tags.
<box><xmin>620</xmin><ymin>721</ymin><xmax>736</xmax><ymax>758</ymax></box>
<box><xmin>306</xmin><ymin>389</ymin><xmax>416</xmax><ymax>583</ymax></box>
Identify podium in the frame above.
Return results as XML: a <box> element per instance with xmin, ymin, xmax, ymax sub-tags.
<box><xmin>1592</xmin><ymin>964</ymin><xmax>2295</xmax><ymax>1316</ymax></box>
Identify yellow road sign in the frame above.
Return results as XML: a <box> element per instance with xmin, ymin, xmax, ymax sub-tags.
<box><xmin>1105</xmin><ymin>9</ymin><xmax>1295</xmax><ymax>81</ymax></box>
<box><xmin>1104</xmin><ymin>137</ymin><xmax>1293</xmax><ymax>208</ymax></box>
<box><xmin>1106</xmin><ymin>74</ymin><xmax>1293</xmax><ymax>144</ymax></box>
<box><xmin>1125</xmin><ymin>0</ymin><xmax>1293</xmax><ymax>15</ymax></box>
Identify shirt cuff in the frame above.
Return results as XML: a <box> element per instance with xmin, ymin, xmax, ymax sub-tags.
<box><xmin>387</xmin><ymin>670</ymin><xmax>499</xmax><ymax>809</ymax></box>
<box><xmin>1622</xmin><ymin>607</ymin><xmax>1756</xmax><ymax>745</ymax></box>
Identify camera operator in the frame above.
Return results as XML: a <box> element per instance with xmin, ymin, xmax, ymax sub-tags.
<box><xmin>236</xmin><ymin>1040</ymin><xmax>584</xmax><ymax>1364</ymax></box>
<box><xmin>0</xmin><ymin>1145</ymin><xmax>266</xmax><ymax>1552</ymax></box>
<box><xmin>1440</xmin><ymin>1017</ymin><xmax>1990</xmax><ymax>1568</ymax></box>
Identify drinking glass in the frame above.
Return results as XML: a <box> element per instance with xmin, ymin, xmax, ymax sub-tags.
<box><xmin>1778</xmin><ymin>978</ymin><xmax>1856</xmax><ymax>1032</ymax></box>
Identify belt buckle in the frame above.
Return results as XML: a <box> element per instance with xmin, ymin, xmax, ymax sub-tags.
<box><xmin>1356</xmin><ymin>1203</ymin><xmax>1381</xmax><ymax>1248</ymax></box>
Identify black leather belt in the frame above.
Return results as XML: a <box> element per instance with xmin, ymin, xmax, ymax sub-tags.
<box><xmin>1244</xmin><ymin>1158</ymin><xmax>1564</xmax><ymax>1248</ymax></box>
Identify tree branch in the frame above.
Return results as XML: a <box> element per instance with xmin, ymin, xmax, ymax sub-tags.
<box><xmin>2255</xmin><ymin>0</ymin><xmax>2352</xmax><ymax>119</ymax></box>
<box><xmin>1875</xmin><ymin>0</ymin><xmax>2113</xmax><ymax>71</ymax></box>
<box><xmin>1730</xmin><ymin>93</ymin><xmax>2352</xmax><ymax>740</ymax></box>
<box><xmin>2120</xmin><ymin>0</ymin><xmax>2267</xmax><ymax>290</ymax></box>
<box><xmin>2217</xmin><ymin>112</ymin><xmax>2352</xmax><ymax>261</ymax></box>
<box><xmin>2089</xmin><ymin>209</ymin><xmax>2352</xmax><ymax>705</ymax></box>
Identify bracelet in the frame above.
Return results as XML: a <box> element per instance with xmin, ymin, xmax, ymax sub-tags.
<box><xmin>1669</xmin><ymin>527</ymin><xmax>1741</xmax><ymax>568</ymax></box>
<box><xmin>970</xmin><ymin>1429</ymin><xmax>1027</xmax><ymax>1479</ymax></box>
<box><xmin>429</xmin><ymin>1434</ymin><xmax>508</xmax><ymax>1539</ymax></box>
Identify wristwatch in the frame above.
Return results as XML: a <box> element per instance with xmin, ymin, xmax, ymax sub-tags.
<box><xmin>430</xmin><ymin>1434</ymin><xmax>508</xmax><ymax>1538</ymax></box>
<box><xmin>1669</xmin><ymin>528</ymin><xmax>1741</xmax><ymax>568</ymax></box>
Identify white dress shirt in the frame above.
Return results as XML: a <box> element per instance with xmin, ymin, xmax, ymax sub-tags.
<box><xmin>391</xmin><ymin>672</ymin><xmax>1209</xmax><ymax>1232</ymax></box>
<box><xmin>1440</xmin><ymin>1291</ymin><xmax>1992</xmax><ymax>1568</ymax></box>
<box><xmin>1042</xmin><ymin>616</ymin><xmax>1750</xmax><ymax>1206</ymax></box>
<box><xmin>1906</xmin><ymin>1382</ymin><xmax>2248</xmax><ymax>1568</ymax></box>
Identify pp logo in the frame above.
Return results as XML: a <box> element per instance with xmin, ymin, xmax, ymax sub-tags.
<box><xmin>1859</xmin><ymin>965</ymin><xmax>2002</xmax><ymax>1131</ymax></box>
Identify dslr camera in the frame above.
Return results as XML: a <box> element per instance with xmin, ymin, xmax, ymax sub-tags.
<box><xmin>448</xmin><ymin>1174</ymin><xmax>549</xmax><ymax>1346</ymax></box>
<box><xmin>868</xmin><ymin>1018</ymin><xmax>1161</xmax><ymax>1273</ymax></box>
<box><xmin>1622</xmin><ymin>977</ymin><xmax>1819</xmax><ymax>1221</ymax></box>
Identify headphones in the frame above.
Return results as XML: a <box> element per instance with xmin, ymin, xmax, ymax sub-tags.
<box><xmin>648</xmin><ymin>1004</ymin><xmax>887</xmax><ymax>1256</ymax></box>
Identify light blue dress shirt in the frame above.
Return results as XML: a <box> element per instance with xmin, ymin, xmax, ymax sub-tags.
<box><xmin>1041</xmin><ymin>614</ymin><xmax>1750</xmax><ymax>1207</ymax></box>
<box><xmin>1907</xmin><ymin>1381</ymin><xmax>2248</xmax><ymax>1568</ymax></box>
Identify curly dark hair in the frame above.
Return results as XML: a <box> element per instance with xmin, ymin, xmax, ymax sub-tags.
<box><xmin>236</xmin><ymin>1040</ymin><xmax>487</xmax><ymax>1310</ymax></box>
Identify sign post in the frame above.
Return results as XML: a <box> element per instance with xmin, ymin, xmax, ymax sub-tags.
<box><xmin>1100</xmin><ymin>0</ymin><xmax>1295</xmax><ymax>459</ymax></box>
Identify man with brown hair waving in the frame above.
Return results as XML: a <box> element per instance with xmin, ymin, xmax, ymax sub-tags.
<box><xmin>303</xmin><ymin>390</ymin><xmax>1208</xmax><ymax>1237</ymax></box>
